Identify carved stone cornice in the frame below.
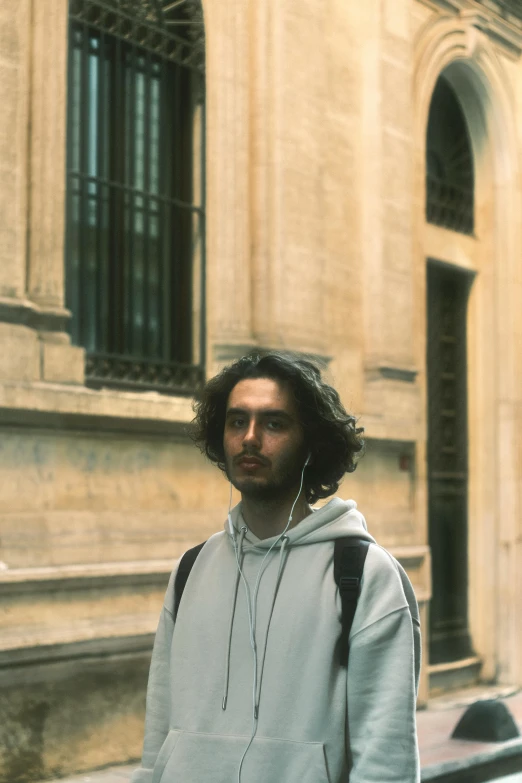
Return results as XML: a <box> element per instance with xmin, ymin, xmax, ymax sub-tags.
<box><xmin>0</xmin><ymin>297</ymin><xmax>71</xmax><ymax>333</ymax></box>
<box><xmin>212</xmin><ymin>343</ymin><xmax>332</xmax><ymax>368</ymax></box>
<box><xmin>417</xmin><ymin>0</ymin><xmax>466</xmax><ymax>11</ymax></box>
<box><xmin>417</xmin><ymin>0</ymin><xmax>522</xmax><ymax>58</ymax></box>
<box><xmin>463</xmin><ymin>6</ymin><xmax>522</xmax><ymax>56</ymax></box>
<box><xmin>477</xmin><ymin>1</ymin><xmax>522</xmax><ymax>22</ymax></box>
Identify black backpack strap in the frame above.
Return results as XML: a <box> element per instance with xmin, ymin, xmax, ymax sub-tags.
<box><xmin>173</xmin><ymin>541</ymin><xmax>206</xmax><ymax>617</ymax></box>
<box><xmin>334</xmin><ymin>538</ymin><xmax>370</xmax><ymax>667</ymax></box>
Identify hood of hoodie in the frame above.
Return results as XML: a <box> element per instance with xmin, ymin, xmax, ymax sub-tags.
<box><xmin>225</xmin><ymin>496</ymin><xmax>376</xmax><ymax>549</ymax></box>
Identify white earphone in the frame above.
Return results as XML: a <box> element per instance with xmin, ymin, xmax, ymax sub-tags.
<box><xmin>227</xmin><ymin>452</ymin><xmax>311</xmax><ymax>782</ymax></box>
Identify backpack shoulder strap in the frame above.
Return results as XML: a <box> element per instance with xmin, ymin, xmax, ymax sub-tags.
<box><xmin>173</xmin><ymin>541</ymin><xmax>206</xmax><ymax>617</ymax></box>
<box><xmin>333</xmin><ymin>538</ymin><xmax>371</xmax><ymax>667</ymax></box>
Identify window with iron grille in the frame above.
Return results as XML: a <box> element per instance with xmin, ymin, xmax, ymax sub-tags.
<box><xmin>426</xmin><ymin>77</ymin><xmax>474</xmax><ymax>236</ymax></box>
<box><xmin>66</xmin><ymin>0</ymin><xmax>205</xmax><ymax>395</ymax></box>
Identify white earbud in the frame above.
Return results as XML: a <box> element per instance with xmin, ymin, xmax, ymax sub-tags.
<box><xmin>228</xmin><ymin>514</ymin><xmax>235</xmax><ymax>536</ymax></box>
<box><xmin>304</xmin><ymin>452</ymin><xmax>312</xmax><ymax>467</ymax></box>
<box><xmin>227</xmin><ymin>482</ymin><xmax>236</xmax><ymax>538</ymax></box>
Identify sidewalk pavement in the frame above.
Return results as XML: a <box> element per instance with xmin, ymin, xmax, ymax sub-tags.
<box><xmin>418</xmin><ymin>686</ymin><xmax>522</xmax><ymax>783</ymax></box>
<box><xmin>38</xmin><ymin>686</ymin><xmax>522</xmax><ymax>783</ymax></box>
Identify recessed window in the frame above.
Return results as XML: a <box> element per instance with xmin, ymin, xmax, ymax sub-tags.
<box><xmin>426</xmin><ymin>77</ymin><xmax>474</xmax><ymax>236</ymax></box>
<box><xmin>66</xmin><ymin>0</ymin><xmax>205</xmax><ymax>394</ymax></box>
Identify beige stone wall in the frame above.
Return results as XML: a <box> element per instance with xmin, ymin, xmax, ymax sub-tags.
<box><xmin>1</xmin><ymin>0</ymin><xmax>522</xmax><ymax>777</ymax></box>
<box><xmin>0</xmin><ymin>0</ymin><xmax>30</xmax><ymax>300</ymax></box>
<box><xmin>0</xmin><ymin>427</ymin><xmax>226</xmax><ymax>570</ymax></box>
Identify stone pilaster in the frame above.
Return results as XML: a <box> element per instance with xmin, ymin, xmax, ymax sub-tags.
<box><xmin>0</xmin><ymin>0</ymin><xmax>31</xmax><ymax>300</ymax></box>
<box><xmin>359</xmin><ymin>0</ymin><xmax>385</xmax><ymax>373</ymax></box>
<box><xmin>366</xmin><ymin>0</ymin><xmax>417</xmax><ymax>377</ymax></box>
<box><xmin>205</xmin><ymin>0</ymin><xmax>253</xmax><ymax>369</ymax></box>
<box><xmin>26</xmin><ymin>0</ymin><xmax>69</xmax><ymax>313</ymax></box>
<box><xmin>250</xmin><ymin>0</ymin><xmax>330</xmax><ymax>355</ymax></box>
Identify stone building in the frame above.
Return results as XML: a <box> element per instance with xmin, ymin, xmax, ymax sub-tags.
<box><xmin>1</xmin><ymin>0</ymin><xmax>521</xmax><ymax>779</ymax></box>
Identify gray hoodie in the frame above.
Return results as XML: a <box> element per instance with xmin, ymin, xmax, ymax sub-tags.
<box><xmin>132</xmin><ymin>498</ymin><xmax>421</xmax><ymax>783</ymax></box>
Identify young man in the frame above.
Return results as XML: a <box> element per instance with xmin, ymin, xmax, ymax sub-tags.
<box><xmin>132</xmin><ymin>352</ymin><xmax>421</xmax><ymax>783</ymax></box>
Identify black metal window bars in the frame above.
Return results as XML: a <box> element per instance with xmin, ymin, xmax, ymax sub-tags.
<box><xmin>66</xmin><ymin>0</ymin><xmax>205</xmax><ymax>395</ymax></box>
<box><xmin>426</xmin><ymin>175</ymin><xmax>474</xmax><ymax>236</ymax></box>
<box><xmin>426</xmin><ymin>77</ymin><xmax>474</xmax><ymax>237</ymax></box>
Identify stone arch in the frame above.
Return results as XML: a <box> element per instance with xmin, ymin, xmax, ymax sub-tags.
<box><xmin>413</xmin><ymin>15</ymin><xmax>521</xmax><ymax>685</ymax></box>
<box><xmin>414</xmin><ymin>17</ymin><xmax>517</xmax><ymax>178</ymax></box>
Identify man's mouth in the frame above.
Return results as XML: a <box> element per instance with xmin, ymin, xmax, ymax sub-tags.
<box><xmin>236</xmin><ymin>455</ymin><xmax>266</xmax><ymax>467</ymax></box>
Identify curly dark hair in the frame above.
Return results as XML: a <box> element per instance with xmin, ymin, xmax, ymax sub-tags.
<box><xmin>191</xmin><ymin>351</ymin><xmax>364</xmax><ymax>504</ymax></box>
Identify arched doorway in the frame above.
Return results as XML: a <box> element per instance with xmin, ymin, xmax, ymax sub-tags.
<box><xmin>427</xmin><ymin>260</ymin><xmax>474</xmax><ymax>664</ymax></box>
<box><xmin>426</xmin><ymin>76</ymin><xmax>476</xmax><ymax>665</ymax></box>
<box><xmin>414</xmin><ymin>18</ymin><xmax>522</xmax><ymax>692</ymax></box>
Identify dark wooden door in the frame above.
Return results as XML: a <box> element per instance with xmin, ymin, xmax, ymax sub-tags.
<box><xmin>427</xmin><ymin>261</ymin><xmax>474</xmax><ymax>664</ymax></box>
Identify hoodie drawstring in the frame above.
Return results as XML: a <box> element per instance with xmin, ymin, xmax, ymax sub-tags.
<box><xmin>222</xmin><ymin>525</ymin><xmax>247</xmax><ymax>711</ymax></box>
<box><xmin>254</xmin><ymin>534</ymin><xmax>290</xmax><ymax>716</ymax></box>
<box><xmin>222</xmin><ymin>527</ymin><xmax>291</xmax><ymax>717</ymax></box>
<box><xmin>233</xmin><ymin>531</ymin><xmax>292</xmax><ymax>783</ymax></box>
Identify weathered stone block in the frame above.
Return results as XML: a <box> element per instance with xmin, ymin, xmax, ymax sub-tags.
<box><xmin>0</xmin><ymin>323</ymin><xmax>40</xmax><ymax>382</ymax></box>
<box><xmin>0</xmin><ymin>651</ymin><xmax>148</xmax><ymax>783</ymax></box>
<box><xmin>0</xmin><ymin>426</ymin><xmax>226</xmax><ymax>568</ymax></box>
<box><xmin>41</xmin><ymin>340</ymin><xmax>85</xmax><ymax>385</ymax></box>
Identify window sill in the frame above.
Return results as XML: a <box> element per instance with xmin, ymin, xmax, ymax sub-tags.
<box><xmin>0</xmin><ymin>379</ymin><xmax>195</xmax><ymax>437</ymax></box>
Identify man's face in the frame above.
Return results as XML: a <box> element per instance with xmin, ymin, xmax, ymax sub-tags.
<box><xmin>223</xmin><ymin>377</ymin><xmax>307</xmax><ymax>501</ymax></box>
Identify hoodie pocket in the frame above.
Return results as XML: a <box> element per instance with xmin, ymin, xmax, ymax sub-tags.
<box><xmin>152</xmin><ymin>730</ymin><xmax>181</xmax><ymax>783</ymax></box>
<box><xmin>154</xmin><ymin>729</ymin><xmax>330</xmax><ymax>783</ymax></box>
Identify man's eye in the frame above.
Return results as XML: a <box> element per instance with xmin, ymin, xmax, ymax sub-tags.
<box><xmin>266</xmin><ymin>420</ymin><xmax>282</xmax><ymax>430</ymax></box>
<box><xmin>232</xmin><ymin>418</ymin><xmax>245</xmax><ymax>427</ymax></box>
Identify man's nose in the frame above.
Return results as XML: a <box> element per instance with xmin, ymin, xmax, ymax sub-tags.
<box><xmin>243</xmin><ymin>419</ymin><xmax>261</xmax><ymax>448</ymax></box>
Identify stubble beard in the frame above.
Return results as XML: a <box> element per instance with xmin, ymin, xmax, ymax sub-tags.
<box><xmin>225</xmin><ymin>455</ymin><xmax>304</xmax><ymax>504</ymax></box>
